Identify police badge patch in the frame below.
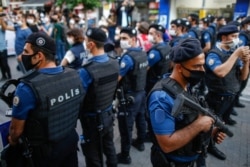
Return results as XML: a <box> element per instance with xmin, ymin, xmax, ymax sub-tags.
<box><xmin>13</xmin><ymin>96</ymin><xmax>20</xmax><ymax>106</ymax></box>
<box><xmin>120</xmin><ymin>62</ymin><xmax>126</xmax><ymax>68</ymax></box>
<box><xmin>208</xmin><ymin>59</ymin><xmax>215</xmax><ymax>66</ymax></box>
<box><xmin>149</xmin><ymin>53</ymin><xmax>155</xmax><ymax>59</ymax></box>
<box><xmin>36</xmin><ymin>37</ymin><xmax>46</xmax><ymax>46</ymax></box>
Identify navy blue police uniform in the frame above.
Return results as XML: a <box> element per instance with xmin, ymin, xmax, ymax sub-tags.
<box><xmin>147</xmin><ymin>38</ymin><xmax>211</xmax><ymax>167</ymax></box>
<box><xmin>68</xmin><ymin>42</ymin><xmax>85</xmax><ymax>69</ymax></box>
<box><xmin>11</xmin><ymin>32</ymin><xmax>85</xmax><ymax>167</ymax></box>
<box><xmin>205</xmin><ymin>25</ymin><xmax>243</xmax><ymax>124</ymax></box>
<box><xmin>78</xmin><ymin>27</ymin><xmax>119</xmax><ymax>167</ymax></box>
<box><xmin>117</xmin><ymin>27</ymin><xmax>148</xmax><ymax>164</ymax></box>
<box><xmin>146</xmin><ymin>24</ymin><xmax>172</xmax><ymax>94</ymax></box>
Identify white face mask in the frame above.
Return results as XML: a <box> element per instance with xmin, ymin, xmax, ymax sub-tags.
<box><xmin>120</xmin><ymin>40</ymin><xmax>131</xmax><ymax>49</ymax></box>
<box><xmin>247</xmin><ymin>25</ymin><xmax>250</xmax><ymax>31</ymax></box>
<box><xmin>27</xmin><ymin>19</ymin><xmax>34</xmax><ymax>24</ymax></box>
<box><xmin>44</xmin><ymin>17</ymin><xmax>49</xmax><ymax>23</ymax></box>
<box><xmin>169</xmin><ymin>29</ymin><xmax>176</xmax><ymax>36</ymax></box>
<box><xmin>115</xmin><ymin>29</ymin><xmax>120</xmax><ymax>35</ymax></box>
<box><xmin>69</xmin><ymin>19</ymin><xmax>75</xmax><ymax>25</ymax></box>
<box><xmin>199</xmin><ymin>24</ymin><xmax>203</xmax><ymax>30</ymax></box>
<box><xmin>148</xmin><ymin>34</ymin><xmax>155</xmax><ymax>44</ymax></box>
<box><xmin>67</xmin><ymin>38</ymin><xmax>74</xmax><ymax>45</ymax></box>
<box><xmin>17</xmin><ymin>20</ymin><xmax>23</xmax><ymax>26</ymax></box>
<box><xmin>227</xmin><ymin>38</ymin><xmax>240</xmax><ymax>50</ymax></box>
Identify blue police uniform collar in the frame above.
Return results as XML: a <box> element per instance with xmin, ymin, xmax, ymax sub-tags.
<box><xmin>216</xmin><ymin>45</ymin><xmax>233</xmax><ymax>55</ymax></box>
<box><xmin>127</xmin><ymin>47</ymin><xmax>142</xmax><ymax>51</ymax></box>
<box><xmin>89</xmin><ymin>53</ymin><xmax>109</xmax><ymax>61</ymax></box>
<box><xmin>39</xmin><ymin>66</ymin><xmax>63</xmax><ymax>74</ymax></box>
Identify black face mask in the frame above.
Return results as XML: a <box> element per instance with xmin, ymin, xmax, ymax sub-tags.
<box><xmin>181</xmin><ymin>65</ymin><xmax>205</xmax><ymax>86</ymax></box>
<box><xmin>21</xmin><ymin>52</ymin><xmax>39</xmax><ymax>71</ymax></box>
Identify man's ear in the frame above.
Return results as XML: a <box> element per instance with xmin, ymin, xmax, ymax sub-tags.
<box><xmin>36</xmin><ymin>51</ymin><xmax>44</xmax><ymax>60</ymax></box>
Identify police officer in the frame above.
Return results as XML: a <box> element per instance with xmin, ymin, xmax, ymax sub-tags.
<box><xmin>200</xmin><ymin>17</ymin><xmax>213</xmax><ymax>54</ymax></box>
<box><xmin>146</xmin><ymin>24</ymin><xmax>172</xmax><ymax>94</ymax></box>
<box><xmin>8</xmin><ymin>32</ymin><xmax>85</xmax><ymax>167</ymax></box>
<box><xmin>205</xmin><ymin>25</ymin><xmax>250</xmax><ymax>160</ymax></box>
<box><xmin>78</xmin><ymin>27</ymin><xmax>118</xmax><ymax>167</ymax></box>
<box><xmin>187</xmin><ymin>13</ymin><xmax>201</xmax><ymax>40</ymax></box>
<box><xmin>116</xmin><ymin>27</ymin><xmax>148</xmax><ymax>164</ymax></box>
<box><xmin>61</xmin><ymin>28</ymin><xmax>85</xmax><ymax>69</ymax></box>
<box><xmin>235</xmin><ymin>16</ymin><xmax>250</xmax><ymax>108</ymax></box>
<box><xmin>147</xmin><ymin>38</ymin><xmax>226</xmax><ymax>167</ymax></box>
<box><xmin>169</xmin><ymin>19</ymin><xmax>188</xmax><ymax>47</ymax></box>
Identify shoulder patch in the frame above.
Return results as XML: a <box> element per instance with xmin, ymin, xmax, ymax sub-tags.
<box><xmin>149</xmin><ymin>53</ymin><xmax>155</xmax><ymax>59</ymax></box>
<box><xmin>208</xmin><ymin>59</ymin><xmax>215</xmax><ymax>66</ymax></box>
<box><xmin>13</xmin><ymin>96</ymin><xmax>20</xmax><ymax>106</ymax></box>
<box><xmin>120</xmin><ymin>62</ymin><xmax>126</xmax><ymax>68</ymax></box>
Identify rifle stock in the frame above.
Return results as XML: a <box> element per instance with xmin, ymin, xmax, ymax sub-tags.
<box><xmin>172</xmin><ymin>94</ymin><xmax>234</xmax><ymax>137</ymax></box>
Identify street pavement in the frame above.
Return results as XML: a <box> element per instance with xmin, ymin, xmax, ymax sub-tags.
<box><xmin>1</xmin><ymin>56</ymin><xmax>250</xmax><ymax>167</ymax></box>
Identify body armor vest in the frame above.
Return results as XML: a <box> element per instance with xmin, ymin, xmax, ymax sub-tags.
<box><xmin>239</xmin><ymin>31</ymin><xmax>250</xmax><ymax>47</ymax></box>
<box><xmin>200</xmin><ymin>29</ymin><xmax>215</xmax><ymax>49</ymax></box>
<box><xmin>148</xmin><ymin>78</ymin><xmax>209</xmax><ymax>157</ymax></box>
<box><xmin>169</xmin><ymin>36</ymin><xmax>183</xmax><ymax>47</ymax></box>
<box><xmin>69</xmin><ymin>43</ymin><xmax>85</xmax><ymax>69</ymax></box>
<box><xmin>82</xmin><ymin>58</ymin><xmax>119</xmax><ymax>113</ymax></box>
<box><xmin>147</xmin><ymin>43</ymin><xmax>171</xmax><ymax>80</ymax></box>
<box><xmin>120</xmin><ymin>50</ymin><xmax>148</xmax><ymax>92</ymax></box>
<box><xmin>21</xmin><ymin>68</ymin><xmax>85</xmax><ymax>144</ymax></box>
<box><xmin>205</xmin><ymin>48</ymin><xmax>241</xmax><ymax>94</ymax></box>
<box><xmin>189</xmin><ymin>27</ymin><xmax>201</xmax><ymax>40</ymax></box>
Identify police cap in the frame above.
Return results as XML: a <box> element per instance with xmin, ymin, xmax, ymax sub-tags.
<box><xmin>148</xmin><ymin>24</ymin><xmax>165</xmax><ymax>33</ymax></box>
<box><xmin>241</xmin><ymin>16</ymin><xmax>250</xmax><ymax>25</ymax></box>
<box><xmin>170</xmin><ymin>38</ymin><xmax>203</xmax><ymax>63</ymax></box>
<box><xmin>26</xmin><ymin>32</ymin><xmax>56</xmax><ymax>54</ymax></box>
<box><xmin>86</xmin><ymin>27</ymin><xmax>107</xmax><ymax>43</ymax></box>
<box><xmin>227</xmin><ymin>21</ymin><xmax>240</xmax><ymax>27</ymax></box>
<box><xmin>120</xmin><ymin>27</ymin><xmax>137</xmax><ymax>37</ymax></box>
<box><xmin>217</xmin><ymin>24</ymin><xmax>239</xmax><ymax>39</ymax></box>
<box><xmin>171</xmin><ymin>19</ymin><xmax>183</xmax><ymax>27</ymax></box>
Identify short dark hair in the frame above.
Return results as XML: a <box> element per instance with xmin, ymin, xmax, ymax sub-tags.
<box><xmin>31</xmin><ymin>45</ymin><xmax>55</xmax><ymax>61</ymax></box>
<box><xmin>88</xmin><ymin>39</ymin><xmax>104</xmax><ymax>49</ymax></box>
<box><xmin>189</xmin><ymin>13</ymin><xmax>199</xmax><ymax>25</ymax></box>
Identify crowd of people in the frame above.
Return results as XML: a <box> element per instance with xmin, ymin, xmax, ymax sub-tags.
<box><xmin>0</xmin><ymin>1</ymin><xmax>250</xmax><ymax>167</ymax></box>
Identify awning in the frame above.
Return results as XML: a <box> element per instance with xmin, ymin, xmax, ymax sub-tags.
<box><xmin>20</xmin><ymin>0</ymin><xmax>51</xmax><ymax>8</ymax></box>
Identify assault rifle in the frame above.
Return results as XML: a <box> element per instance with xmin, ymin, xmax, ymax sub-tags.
<box><xmin>172</xmin><ymin>93</ymin><xmax>234</xmax><ymax>137</ymax></box>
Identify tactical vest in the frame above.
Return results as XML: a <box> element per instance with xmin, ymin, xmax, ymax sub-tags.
<box><xmin>239</xmin><ymin>31</ymin><xmax>250</xmax><ymax>47</ymax></box>
<box><xmin>69</xmin><ymin>43</ymin><xmax>85</xmax><ymax>69</ymax></box>
<box><xmin>205</xmin><ymin>48</ymin><xmax>241</xmax><ymax>94</ymax></box>
<box><xmin>200</xmin><ymin>28</ymin><xmax>215</xmax><ymax>49</ymax></box>
<box><xmin>82</xmin><ymin>58</ymin><xmax>119</xmax><ymax>113</ymax></box>
<box><xmin>20</xmin><ymin>68</ymin><xmax>85</xmax><ymax>145</ymax></box>
<box><xmin>169</xmin><ymin>36</ymin><xmax>183</xmax><ymax>47</ymax></box>
<box><xmin>189</xmin><ymin>27</ymin><xmax>201</xmax><ymax>41</ymax></box>
<box><xmin>147</xmin><ymin>43</ymin><xmax>172</xmax><ymax>80</ymax></box>
<box><xmin>148</xmin><ymin>78</ymin><xmax>209</xmax><ymax>157</ymax></box>
<box><xmin>146</xmin><ymin>43</ymin><xmax>171</xmax><ymax>94</ymax></box>
<box><xmin>120</xmin><ymin>50</ymin><xmax>148</xmax><ymax>92</ymax></box>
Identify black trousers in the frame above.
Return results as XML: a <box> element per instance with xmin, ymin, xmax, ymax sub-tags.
<box><xmin>0</xmin><ymin>49</ymin><xmax>11</xmax><ymax>79</ymax></box>
<box><xmin>117</xmin><ymin>90</ymin><xmax>147</xmax><ymax>155</ymax></box>
<box><xmin>206</xmin><ymin>92</ymin><xmax>235</xmax><ymax>122</ymax></box>
<box><xmin>80</xmin><ymin>111</ymin><xmax>117</xmax><ymax>167</ymax></box>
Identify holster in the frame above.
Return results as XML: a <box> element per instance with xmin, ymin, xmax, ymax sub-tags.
<box><xmin>151</xmin><ymin>145</ymin><xmax>170</xmax><ymax>167</ymax></box>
